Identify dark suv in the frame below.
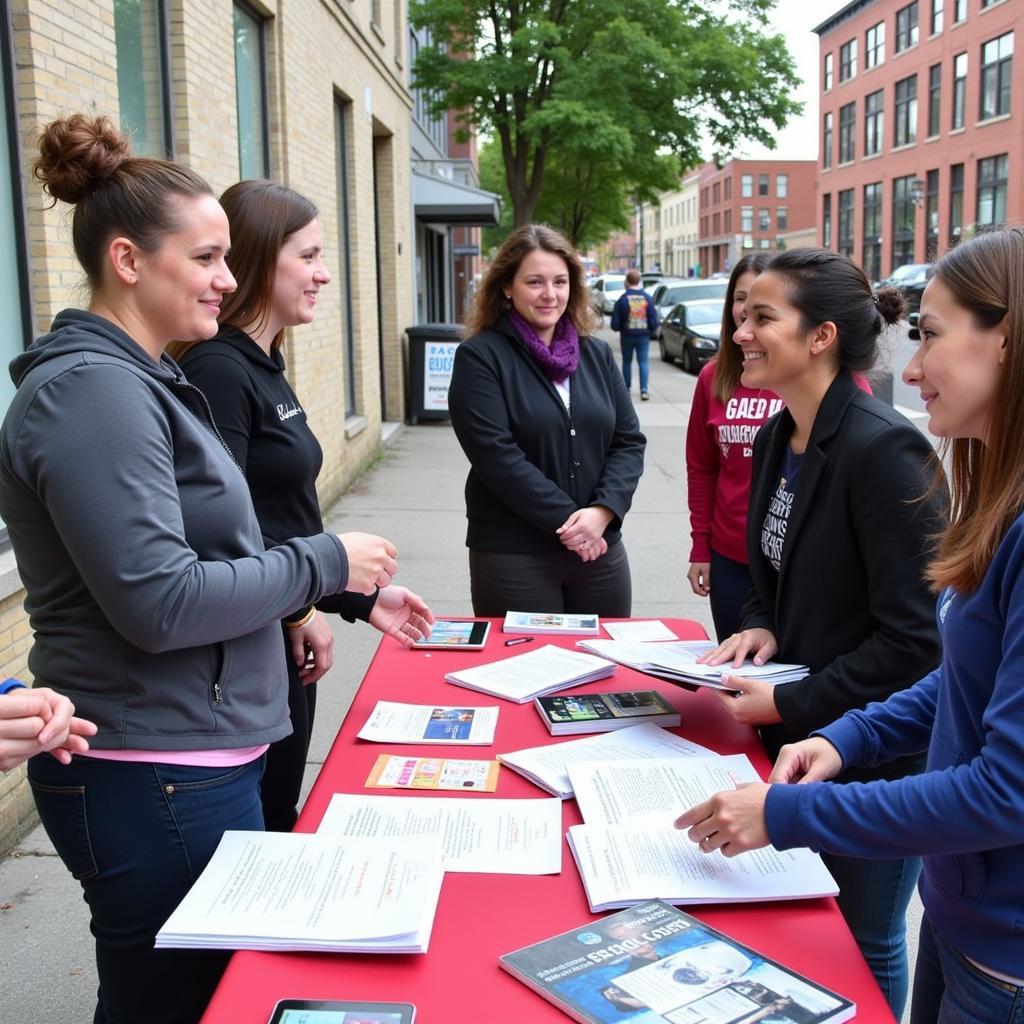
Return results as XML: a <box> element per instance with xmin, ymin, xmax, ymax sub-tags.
<box><xmin>876</xmin><ymin>263</ymin><xmax>932</xmax><ymax>315</ymax></box>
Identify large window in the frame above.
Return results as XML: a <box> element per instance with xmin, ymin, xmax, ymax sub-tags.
<box><xmin>977</xmin><ymin>154</ymin><xmax>1009</xmax><ymax>228</ymax></box>
<box><xmin>928</xmin><ymin>64</ymin><xmax>941</xmax><ymax>137</ymax></box>
<box><xmin>822</xmin><ymin>111</ymin><xmax>833</xmax><ymax>169</ymax></box>
<box><xmin>822</xmin><ymin>193</ymin><xmax>832</xmax><ymax>249</ymax></box>
<box><xmin>741</xmin><ymin>174</ymin><xmax>753</xmax><ymax>197</ymax></box>
<box><xmin>839</xmin><ymin>101</ymin><xmax>856</xmax><ymax>163</ymax></box>
<box><xmin>894</xmin><ymin>75</ymin><xmax>917</xmax><ymax>147</ymax></box>
<box><xmin>863</xmin><ymin>183</ymin><xmax>883</xmax><ymax>283</ymax></box>
<box><xmin>758</xmin><ymin>174</ymin><xmax>769</xmax><ymax>197</ymax></box>
<box><xmin>865</xmin><ymin>22</ymin><xmax>885</xmax><ymax>69</ymax></box>
<box><xmin>980</xmin><ymin>32</ymin><xmax>1014</xmax><ymax>121</ymax></box>
<box><xmin>840</xmin><ymin>39</ymin><xmax>858</xmax><ymax>82</ymax></box>
<box><xmin>233</xmin><ymin>1</ymin><xmax>269</xmax><ymax>178</ymax></box>
<box><xmin>777</xmin><ymin>174</ymin><xmax>788</xmax><ymax>198</ymax></box>
<box><xmin>838</xmin><ymin>189</ymin><xmax>855</xmax><ymax>259</ymax></box>
<box><xmin>334</xmin><ymin>98</ymin><xmax>358</xmax><ymax>418</ymax></box>
<box><xmin>949</xmin><ymin>163</ymin><xmax>964</xmax><ymax>244</ymax></box>
<box><xmin>758</xmin><ymin>208</ymin><xmax>770</xmax><ymax>231</ymax></box>
<box><xmin>864</xmin><ymin>90</ymin><xmax>884</xmax><ymax>156</ymax></box>
<box><xmin>823</xmin><ymin>52</ymin><xmax>834</xmax><ymax>92</ymax></box>
<box><xmin>952</xmin><ymin>53</ymin><xmax>967</xmax><ymax>129</ymax></box>
<box><xmin>741</xmin><ymin>206</ymin><xmax>753</xmax><ymax>232</ymax></box>
<box><xmin>953</xmin><ymin>0</ymin><xmax>966</xmax><ymax>22</ymax></box>
<box><xmin>930</xmin><ymin>0</ymin><xmax>943</xmax><ymax>36</ymax></box>
<box><xmin>892</xmin><ymin>176</ymin><xmax>916</xmax><ymax>269</ymax></box>
<box><xmin>895</xmin><ymin>3</ymin><xmax>919</xmax><ymax>54</ymax></box>
<box><xmin>776</xmin><ymin>207</ymin><xmax>788</xmax><ymax>231</ymax></box>
<box><xmin>925</xmin><ymin>169</ymin><xmax>939</xmax><ymax>258</ymax></box>
<box><xmin>114</xmin><ymin>0</ymin><xmax>172</xmax><ymax>157</ymax></box>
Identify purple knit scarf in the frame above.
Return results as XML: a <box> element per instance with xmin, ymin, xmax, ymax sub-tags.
<box><xmin>507</xmin><ymin>308</ymin><xmax>580</xmax><ymax>383</ymax></box>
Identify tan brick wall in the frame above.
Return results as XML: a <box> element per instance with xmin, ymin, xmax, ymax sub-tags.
<box><xmin>0</xmin><ymin>0</ymin><xmax>413</xmax><ymax>852</ymax></box>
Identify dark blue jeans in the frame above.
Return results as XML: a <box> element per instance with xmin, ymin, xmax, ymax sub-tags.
<box><xmin>823</xmin><ymin>850</ymin><xmax>921</xmax><ymax>1020</ymax></box>
<box><xmin>911</xmin><ymin>915</ymin><xmax>1024</xmax><ymax>1024</ymax></box>
<box><xmin>619</xmin><ymin>334</ymin><xmax>650</xmax><ymax>392</ymax></box>
<box><xmin>29</xmin><ymin>752</ymin><xmax>265</xmax><ymax>1024</ymax></box>
<box><xmin>709</xmin><ymin>548</ymin><xmax>754</xmax><ymax>642</ymax></box>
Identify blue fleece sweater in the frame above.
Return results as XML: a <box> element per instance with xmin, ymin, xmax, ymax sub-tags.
<box><xmin>766</xmin><ymin>510</ymin><xmax>1024</xmax><ymax>976</ymax></box>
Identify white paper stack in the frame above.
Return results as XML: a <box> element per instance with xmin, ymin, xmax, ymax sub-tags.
<box><xmin>578</xmin><ymin>638</ymin><xmax>808</xmax><ymax>691</ymax></box>
<box><xmin>444</xmin><ymin>644</ymin><xmax>616</xmax><ymax>703</ymax></box>
<box><xmin>155</xmin><ymin>830</ymin><xmax>444</xmax><ymax>953</ymax></box>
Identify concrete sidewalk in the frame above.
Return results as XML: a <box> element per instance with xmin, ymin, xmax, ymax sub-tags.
<box><xmin>0</xmin><ymin>330</ymin><xmax>919</xmax><ymax>1021</ymax></box>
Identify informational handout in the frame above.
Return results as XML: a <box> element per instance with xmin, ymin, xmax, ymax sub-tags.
<box><xmin>497</xmin><ymin>722</ymin><xmax>716</xmax><ymax>798</ymax></box>
<box><xmin>318</xmin><ymin>793</ymin><xmax>563</xmax><ymax>875</ymax></box>
<box><xmin>155</xmin><ymin>830</ymin><xmax>444</xmax><ymax>953</ymax></box>
<box><xmin>357</xmin><ymin>701</ymin><xmax>498</xmax><ymax>745</ymax></box>
<box><xmin>365</xmin><ymin>754</ymin><xmax>500</xmax><ymax>792</ymax></box>
<box><xmin>603</xmin><ymin>620</ymin><xmax>680</xmax><ymax>642</ymax></box>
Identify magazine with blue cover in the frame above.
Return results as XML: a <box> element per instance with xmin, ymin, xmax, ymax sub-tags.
<box><xmin>500</xmin><ymin>900</ymin><xmax>855</xmax><ymax>1024</ymax></box>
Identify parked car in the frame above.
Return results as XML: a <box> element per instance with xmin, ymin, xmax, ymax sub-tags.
<box><xmin>659</xmin><ymin>299</ymin><xmax>725</xmax><ymax>373</ymax></box>
<box><xmin>649</xmin><ymin>279</ymin><xmax>727</xmax><ymax>338</ymax></box>
<box><xmin>876</xmin><ymin>262</ymin><xmax>932</xmax><ymax>315</ymax></box>
<box><xmin>641</xmin><ymin>271</ymin><xmax>665</xmax><ymax>290</ymax></box>
<box><xmin>590</xmin><ymin>273</ymin><xmax>627</xmax><ymax>315</ymax></box>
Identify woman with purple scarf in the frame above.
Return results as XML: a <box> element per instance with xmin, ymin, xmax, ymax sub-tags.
<box><xmin>448</xmin><ymin>224</ymin><xmax>646</xmax><ymax>616</ymax></box>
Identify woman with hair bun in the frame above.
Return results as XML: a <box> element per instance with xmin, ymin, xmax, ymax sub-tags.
<box><xmin>682</xmin><ymin>249</ymin><xmax>947</xmax><ymax>1017</ymax></box>
<box><xmin>447</xmin><ymin>224</ymin><xmax>645</xmax><ymax>616</ymax></box>
<box><xmin>177</xmin><ymin>180</ymin><xmax>434</xmax><ymax>833</ymax></box>
<box><xmin>0</xmin><ymin>115</ymin><xmax>402</xmax><ymax>1023</ymax></box>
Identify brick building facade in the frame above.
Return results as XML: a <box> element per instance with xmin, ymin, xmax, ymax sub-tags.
<box><xmin>0</xmin><ymin>0</ymin><xmax>414</xmax><ymax>849</ymax></box>
<box><xmin>816</xmin><ymin>0</ymin><xmax>1022</xmax><ymax>279</ymax></box>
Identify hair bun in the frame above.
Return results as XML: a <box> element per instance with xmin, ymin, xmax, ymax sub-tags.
<box><xmin>33</xmin><ymin>114</ymin><xmax>132</xmax><ymax>206</ymax></box>
<box><xmin>874</xmin><ymin>286</ymin><xmax>906</xmax><ymax>327</ymax></box>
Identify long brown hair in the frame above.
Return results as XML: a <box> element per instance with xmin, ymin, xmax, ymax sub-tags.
<box><xmin>925</xmin><ymin>228</ymin><xmax>1024</xmax><ymax>594</ymax></box>
<box><xmin>712</xmin><ymin>253</ymin><xmax>772</xmax><ymax>402</ymax></box>
<box><xmin>465</xmin><ymin>224</ymin><xmax>598</xmax><ymax>337</ymax></box>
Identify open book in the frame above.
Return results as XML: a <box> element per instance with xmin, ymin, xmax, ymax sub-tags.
<box><xmin>578</xmin><ymin>639</ymin><xmax>808</xmax><ymax>691</ymax></box>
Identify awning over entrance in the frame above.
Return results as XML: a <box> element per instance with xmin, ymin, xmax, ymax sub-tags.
<box><xmin>412</xmin><ymin>171</ymin><xmax>501</xmax><ymax>226</ymax></box>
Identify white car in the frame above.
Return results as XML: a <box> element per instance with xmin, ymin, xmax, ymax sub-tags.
<box><xmin>590</xmin><ymin>274</ymin><xmax>627</xmax><ymax>315</ymax></box>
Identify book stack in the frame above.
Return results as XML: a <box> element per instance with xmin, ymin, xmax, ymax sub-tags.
<box><xmin>534</xmin><ymin>690</ymin><xmax>680</xmax><ymax>735</ymax></box>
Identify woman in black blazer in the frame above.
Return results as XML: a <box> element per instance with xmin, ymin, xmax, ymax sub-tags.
<box><xmin>703</xmin><ymin>249</ymin><xmax>947</xmax><ymax>1019</ymax></box>
<box><xmin>448</xmin><ymin>225</ymin><xmax>645</xmax><ymax>616</ymax></box>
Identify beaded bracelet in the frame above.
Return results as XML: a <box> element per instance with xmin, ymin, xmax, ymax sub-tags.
<box><xmin>284</xmin><ymin>607</ymin><xmax>317</xmax><ymax>629</ymax></box>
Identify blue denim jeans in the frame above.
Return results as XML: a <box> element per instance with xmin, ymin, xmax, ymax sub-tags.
<box><xmin>823</xmin><ymin>851</ymin><xmax>921</xmax><ymax>1020</ymax></box>
<box><xmin>911</xmin><ymin>915</ymin><xmax>1024</xmax><ymax>1024</ymax></box>
<box><xmin>709</xmin><ymin>549</ymin><xmax>754</xmax><ymax>642</ymax></box>
<box><xmin>29</xmin><ymin>752</ymin><xmax>266</xmax><ymax>1024</ymax></box>
<box><xmin>619</xmin><ymin>334</ymin><xmax>650</xmax><ymax>392</ymax></box>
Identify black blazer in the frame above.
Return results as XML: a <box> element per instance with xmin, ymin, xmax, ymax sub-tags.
<box><xmin>447</xmin><ymin>317</ymin><xmax>646</xmax><ymax>555</ymax></box>
<box><xmin>742</xmin><ymin>372</ymin><xmax>946</xmax><ymax>770</ymax></box>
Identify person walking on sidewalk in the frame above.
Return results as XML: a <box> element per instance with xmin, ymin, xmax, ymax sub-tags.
<box><xmin>610</xmin><ymin>269</ymin><xmax>659</xmax><ymax>401</ymax></box>
<box><xmin>176</xmin><ymin>180</ymin><xmax>434</xmax><ymax>833</ymax></box>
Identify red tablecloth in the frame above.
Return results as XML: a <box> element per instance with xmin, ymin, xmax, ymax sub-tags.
<box><xmin>201</xmin><ymin>619</ymin><xmax>892</xmax><ymax>1023</ymax></box>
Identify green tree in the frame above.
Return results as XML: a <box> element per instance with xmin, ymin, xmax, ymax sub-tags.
<box><xmin>410</xmin><ymin>0</ymin><xmax>802</xmax><ymax>229</ymax></box>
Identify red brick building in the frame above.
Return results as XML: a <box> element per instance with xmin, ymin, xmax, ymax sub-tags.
<box><xmin>697</xmin><ymin>159</ymin><xmax>817</xmax><ymax>275</ymax></box>
<box><xmin>816</xmin><ymin>0</ymin><xmax>1022</xmax><ymax>280</ymax></box>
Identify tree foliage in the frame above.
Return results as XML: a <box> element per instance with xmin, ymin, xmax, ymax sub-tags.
<box><xmin>410</xmin><ymin>0</ymin><xmax>802</xmax><ymax>233</ymax></box>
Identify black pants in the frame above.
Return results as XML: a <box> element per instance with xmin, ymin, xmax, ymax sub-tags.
<box><xmin>709</xmin><ymin>548</ymin><xmax>754</xmax><ymax>642</ymax></box>
<box><xmin>469</xmin><ymin>541</ymin><xmax>632</xmax><ymax>617</ymax></box>
<box><xmin>260</xmin><ymin>622</ymin><xmax>318</xmax><ymax>832</ymax></box>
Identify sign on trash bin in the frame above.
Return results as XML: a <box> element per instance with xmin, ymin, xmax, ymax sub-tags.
<box><xmin>423</xmin><ymin>340</ymin><xmax>459</xmax><ymax>412</ymax></box>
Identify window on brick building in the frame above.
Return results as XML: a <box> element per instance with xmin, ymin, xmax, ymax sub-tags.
<box><xmin>977</xmin><ymin>154</ymin><xmax>1008</xmax><ymax>227</ymax></box>
<box><xmin>838</xmin><ymin>189</ymin><xmax>855</xmax><ymax>259</ymax></box>
<box><xmin>952</xmin><ymin>52</ymin><xmax>967</xmax><ymax>129</ymax></box>
<box><xmin>713</xmin><ymin>182</ymin><xmax>721</xmax><ymax>204</ymax></box>
<box><xmin>865</xmin><ymin>22</ymin><xmax>885</xmax><ymax>69</ymax></box>
<box><xmin>758</xmin><ymin>174</ymin><xmax>769</xmax><ymax>197</ymax></box>
<box><xmin>724</xmin><ymin>209</ymin><xmax>732</xmax><ymax>232</ymax></box>
<box><xmin>777</xmin><ymin>174</ymin><xmax>788</xmax><ymax>198</ymax></box>
<box><xmin>334</xmin><ymin>98</ymin><xmax>358</xmax><ymax>418</ymax></box>
<box><xmin>114</xmin><ymin>0</ymin><xmax>172</xmax><ymax>157</ymax></box>
<box><xmin>741</xmin><ymin>206</ymin><xmax>753</xmax><ymax>232</ymax></box>
<box><xmin>824</xmin><ymin>52</ymin><xmax>834</xmax><ymax>91</ymax></box>
<box><xmin>741</xmin><ymin>174</ymin><xmax>753</xmax><ymax>197</ymax></box>
<box><xmin>776</xmin><ymin>206</ymin><xmax>788</xmax><ymax>231</ymax></box>
<box><xmin>862</xmin><ymin>183</ymin><xmax>883</xmax><ymax>283</ymax></box>
<box><xmin>892</xmin><ymin>176</ymin><xmax>916</xmax><ymax>269</ymax></box>
<box><xmin>864</xmin><ymin>90</ymin><xmax>884</xmax><ymax>156</ymax></box>
<box><xmin>895</xmin><ymin>3</ymin><xmax>919</xmax><ymax>53</ymax></box>
<box><xmin>894</xmin><ymin>75</ymin><xmax>917</xmax><ymax>147</ymax></box>
<box><xmin>758</xmin><ymin>208</ymin><xmax>770</xmax><ymax>231</ymax></box>
<box><xmin>822</xmin><ymin>112</ymin><xmax>833</xmax><ymax>169</ymax></box>
<box><xmin>234</xmin><ymin>0</ymin><xmax>270</xmax><ymax>178</ymax></box>
<box><xmin>930</xmin><ymin>0</ymin><xmax>943</xmax><ymax>35</ymax></box>
<box><xmin>822</xmin><ymin>193</ymin><xmax>832</xmax><ymax>249</ymax></box>
<box><xmin>953</xmin><ymin>0</ymin><xmax>966</xmax><ymax>21</ymax></box>
<box><xmin>949</xmin><ymin>163</ymin><xmax>964</xmax><ymax>244</ymax></box>
<box><xmin>840</xmin><ymin>39</ymin><xmax>857</xmax><ymax>81</ymax></box>
<box><xmin>980</xmin><ymin>32</ymin><xmax>1014</xmax><ymax>121</ymax></box>
<box><xmin>928</xmin><ymin>64</ymin><xmax>941</xmax><ymax>137</ymax></box>
<box><xmin>724</xmin><ymin>177</ymin><xmax>732</xmax><ymax>200</ymax></box>
<box><xmin>713</xmin><ymin>212</ymin><xmax>721</xmax><ymax>235</ymax></box>
<box><xmin>925</xmin><ymin>169</ymin><xmax>939</xmax><ymax>258</ymax></box>
<box><xmin>839</xmin><ymin>102</ymin><xmax>856</xmax><ymax>163</ymax></box>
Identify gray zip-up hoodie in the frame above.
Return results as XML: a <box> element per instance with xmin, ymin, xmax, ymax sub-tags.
<box><xmin>0</xmin><ymin>310</ymin><xmax>349</xmax><ymax>749</ymax></box>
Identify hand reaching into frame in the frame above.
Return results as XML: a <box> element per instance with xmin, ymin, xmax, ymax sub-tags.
<box><xmin>369</xmin><ymin>586</ymin><xmax>436</xmax><ymax>648</ymax></box>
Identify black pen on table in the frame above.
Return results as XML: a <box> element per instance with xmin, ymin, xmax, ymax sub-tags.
<box><xmin>504</xmin><ymin>636</ymin><xmax>534</xmax><ymax>646</ymax></box>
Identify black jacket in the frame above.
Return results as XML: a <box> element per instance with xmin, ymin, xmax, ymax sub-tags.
<box><xmin>447</xmin><ymin>317</ymin><xmax>646</xmax><ymax>554</ymax></box>
<box><xmin>742</xmin><ymin>372</ymin><xmax>946</xmax><ymax>773</ymax></box>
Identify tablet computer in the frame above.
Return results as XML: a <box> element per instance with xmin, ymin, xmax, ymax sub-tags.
<box><xmin>412</xmin><ymin>618</ymin><xmax>491</xmax><ymax>650</ymax></box>
<box><xmin>267</xmin><ymin>999</ymin><xmax>415</xmax><ymax>1024</ymax></box>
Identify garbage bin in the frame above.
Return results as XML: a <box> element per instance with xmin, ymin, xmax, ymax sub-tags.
<box><xmin>405</xmin><ymin>323</ymin><xmax>462</xmax><ymax>424</ymax></box>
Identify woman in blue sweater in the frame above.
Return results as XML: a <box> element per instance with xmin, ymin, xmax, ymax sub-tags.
<box><xmin>676</xmin><ymin>227</ymin><xmax>1024</xmax><ymax>1022</ymax></box>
